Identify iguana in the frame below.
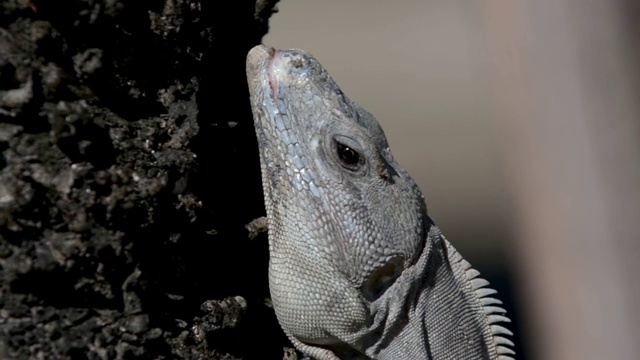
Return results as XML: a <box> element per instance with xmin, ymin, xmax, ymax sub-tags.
<box><xmin>246</xmin><ymin>45</ymin><xmax>515</xmax><ymax>360</ymax></box>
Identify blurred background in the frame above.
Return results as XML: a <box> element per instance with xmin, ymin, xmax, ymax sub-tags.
<box><xmin>266</xmin><ymin>1</ymin><xmax>640</xmax><ymax>359</ymax></box>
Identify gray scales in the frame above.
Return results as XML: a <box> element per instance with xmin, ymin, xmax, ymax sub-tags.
<box><xmin>246</xmin><ymin>45</ymin><xmax>514</xmax><ymax>360</ymax></box>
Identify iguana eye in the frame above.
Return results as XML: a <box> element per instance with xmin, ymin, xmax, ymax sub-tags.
<box><xmin>337</xmin><ymin>142</ymin><xmax>360</xmax><ymax>166</ymax></box>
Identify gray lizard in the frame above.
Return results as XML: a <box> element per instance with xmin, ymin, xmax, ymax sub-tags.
<box><xmin>246</xmin><ymin>45</ymin><xmax>515</xmax><ymax>360</ymax></box>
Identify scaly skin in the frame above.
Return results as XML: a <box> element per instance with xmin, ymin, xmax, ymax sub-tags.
<box><xmin>246</xmin><ymin>45</ymin><xmax>514</xmax><ymax>360</ymax></box>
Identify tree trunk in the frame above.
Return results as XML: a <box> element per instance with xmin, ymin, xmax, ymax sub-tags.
<box><xmin>0</xmin><ymin>0</ymin><xmax>287</xmax><ymax>358</ymax></box>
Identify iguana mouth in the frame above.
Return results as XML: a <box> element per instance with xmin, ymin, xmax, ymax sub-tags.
<box><xmin>246</xmin><ymin>45</ymin><xmax>278</xmax><ymax>108</ymax></box>
<box><xmin>247</xmin><ymin>45</ymin><xmax>295</xmax><ymax>115</ymax></box>
<box><xmin>266</xmin><ymin>50</ymin><xmax>279</xmax><ymax>102</ymax></box>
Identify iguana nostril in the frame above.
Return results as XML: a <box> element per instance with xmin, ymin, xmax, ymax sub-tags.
<box><xmin>291</xmin><ymin>57</ymin><xmax>305</xmax><ymax>68</ymax></box>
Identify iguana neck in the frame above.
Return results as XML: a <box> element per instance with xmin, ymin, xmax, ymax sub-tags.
<box><xmin>365</xmin><ymin>224</ymin><xmax>514</xmax><ymax>359</ymax></box>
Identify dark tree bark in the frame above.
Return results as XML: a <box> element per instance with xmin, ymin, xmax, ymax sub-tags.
<box><xmin>0</xmin><ymin>0</ymin><xmax>287</xmax><ymax>358</ymax></box>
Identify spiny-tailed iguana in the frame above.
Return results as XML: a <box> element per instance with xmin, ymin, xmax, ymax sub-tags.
<box><xmin>246</xmin><ymin>45</ymin><xmax>515</xmax><ymax>360</ymax></box>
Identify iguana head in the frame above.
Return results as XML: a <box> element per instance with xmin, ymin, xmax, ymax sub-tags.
<box><xmin>247</xmin><ymin>45</ymin><xmax>428</xmax><ymax>294</ymax></box>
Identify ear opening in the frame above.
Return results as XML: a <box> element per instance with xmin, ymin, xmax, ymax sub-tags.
<box><xmin>361</xmin><ymin>256</ymin><xmax>404</xmax><ymax>302</ymax></box>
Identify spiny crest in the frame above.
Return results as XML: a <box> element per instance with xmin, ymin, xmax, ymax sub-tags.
<box><xmin>453</xmin><ymin>244</ymin><xmax>516</xmax><ymax>360</ymax></box>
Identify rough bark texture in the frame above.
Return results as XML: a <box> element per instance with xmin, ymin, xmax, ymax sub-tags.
<box><xmin>0</xmin><ymin>0</ymin><xmax>287</xmax><ymax>358</ymax></box>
